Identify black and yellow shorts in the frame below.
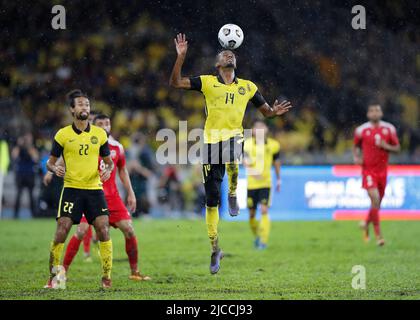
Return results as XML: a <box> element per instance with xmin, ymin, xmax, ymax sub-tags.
<box><xmin>247</xmin><ymin>188</ymin><xmax>271</xmax><ymax>210</ymax></box>
<box><xmin>202</xmin><ymin>135</ymin><xmax>244</xmax><ymax>165</ymax></box>
<box><xmin>57</xmin><ymin>187</ymin><xmax>108</xmax><ymax>224</ymax></box>
<box><xmin>201</xmin><ymin>136</ymin><xmax>244</xmax><ymax>207</ymax></box>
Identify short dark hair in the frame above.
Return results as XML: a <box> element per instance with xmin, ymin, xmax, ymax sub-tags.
<box><xmin>215</xmin><ymin>50</ymin><xmax>237</xmax><ymax>63</ymax></box>
<box><xmin>93</xmin><ymin>113</ymin><xmax>110</xmax><ymax>124</ymax></box>
<box><xmin>367</xmin><ymin>103</ymin><xmax>381</xmax><ymax>110</ymax></box>
<box><xmin>216</xmin><ymin>49</ymin><xmax>236</xmax><ymax>56</ymax></box>
<box><xmin>66</xmin><ymin>89</ymin><xmax>88</xmax><ymax>108</ymax></box>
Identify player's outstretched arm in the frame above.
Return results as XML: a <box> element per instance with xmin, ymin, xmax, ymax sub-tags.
<box><xmin>258</xmin><ymin>100</ymin><xmax>293</xmax><ymax>118</ymax></box>
<box><xmin>169</xmin><ymin>33</ymin><xmax>192</xmax><ymax>89</ymax></box>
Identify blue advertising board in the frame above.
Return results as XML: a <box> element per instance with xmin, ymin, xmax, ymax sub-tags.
<box><xmin>221</xmin><ymin>165</ymin><xmax>420</xmax><ymax>221</ymax></box>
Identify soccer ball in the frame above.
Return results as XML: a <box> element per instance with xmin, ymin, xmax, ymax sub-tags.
<box><xmin>218</xmin><ymin>24</ymin><xmax>244</xmax><ymax>50</ymax></box>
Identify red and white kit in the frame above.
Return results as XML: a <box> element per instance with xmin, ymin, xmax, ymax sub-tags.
<box><xmin>354</xmin><ymin>121</ymin><xmax>399</xmax><ymax>198</ymax></box>
<box><xmin>81</xmin><ymin>136</ymin><xmax>130</xmax><ymax>227</ymax></box>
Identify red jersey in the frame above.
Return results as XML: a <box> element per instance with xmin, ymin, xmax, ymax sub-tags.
<box><xmin>354</xmin><ymin>121</ymin><xmax>399</xmax><ymax>173</ymax></box>
<box><xmin>99</xmin><ymin>136</ymin><xmax>126</xmax><ymax>198</ymax></box>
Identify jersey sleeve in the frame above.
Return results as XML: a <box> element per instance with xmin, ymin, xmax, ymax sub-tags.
<box><xmin>189</xmin><ymin>76</ymin><xmax>202</xmax><ymax>91</ymax></box>
<box><xmin>189</xmin><ymin>75</ymin><xmax>210</xmax><ymax>92</ymax></box>
<box><xmin>99</xmin><ymin>130</ymin><xmax>110</xmax><ymax>157</ymax></box>
<box><xmin>117</xmin><ymin>145</ymin><xmax>126</xmax><ymax>168</ymax></box>
<box><xmin>51</xmin><ymin>129</ymin><xmax>64</xmax><ymax>157</ymax></box>
<box><xmin>388</xmin><ymin>125</ymin><xmax>400</xmax><ymax>146</ymax></box>
<box><xmin>248</xmin><ymin>81</ymin><xmax>267</xmax><ymax>108</ymax></box>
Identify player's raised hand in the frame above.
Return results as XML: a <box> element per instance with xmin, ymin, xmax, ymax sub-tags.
<box><xmin>174</xmin><ymin>33</ymin><xmax>188</xmax><ymax>57</ymax></box>
<box><xmin>273</xmin><ymin>100</ymin><xmax>293</xmax><ymax>116</ymax></box>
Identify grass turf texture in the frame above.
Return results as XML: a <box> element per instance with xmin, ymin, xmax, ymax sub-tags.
<box><xmin>0</xmin><ymin>219</ymin><xmax>419</xmax><ymax>300</ymax></box>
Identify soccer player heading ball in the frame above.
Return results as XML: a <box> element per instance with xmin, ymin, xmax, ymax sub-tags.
<box><xmin>353</xmin><ymin>104</ymin><xmax>400</xmax><ymax>246</ymax></box>
<box><xmin>169</xmin><ymin>33</ymin><xmax>293</xmax><ymax>274</ymax></box>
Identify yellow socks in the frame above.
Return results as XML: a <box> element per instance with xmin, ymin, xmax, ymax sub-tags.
<box><xmin>249</xmin><ymin>216</ymin><xmax>259</xmax><ymax>237</ymax></box>
<box><xmin>259</xmin><ymin>214</ymin><xmax>271</xmax><ymax>245</ymax></box>
<box><xmin>99</xmin><ymin>240</ymin><xmax>113</xmax><ymax>279</ymax></box>
<box><xmin>206</xmin><ymin>206</ymin><xmax>219</xmax><ymax>252</ymax></box>
<box><xmin>226</xmin><ymin>163</ymin><xmax>239</xmax><ymax>195</ymax></box>
<box><xmin>49</xmin><ymin>242</ymin><xmax>64</xmax><ymax>277</ymax></box>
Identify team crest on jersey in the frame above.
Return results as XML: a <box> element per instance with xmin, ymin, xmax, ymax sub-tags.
<box><xmin>382</xmin><ymin>128</ymin><xmax>388</xmax><ymax>135</ymax></box>
<box><xmin>238</xmin><ymin>86</ymin><xmax>246</xmax><ymax>95</ymax></box>
<box><xmin>366</xmin><ymin>130</ymin><xmax>371</xmax><ymax>136</ymax></box>
<box><xmin>90</xmin><ymin>136</ymin><xmax>98</xmax><ymax>144</ymax></box>
<box><xmin>111</xmin><ymin>150</ymin><xmax>117</xmax><ymax>159</ymax></box>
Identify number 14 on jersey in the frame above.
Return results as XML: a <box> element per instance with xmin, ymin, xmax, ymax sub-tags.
<box><xmin>225</xmin><ymin>93</ymin><xmax>235</xmax><ymax>104</ymax></box>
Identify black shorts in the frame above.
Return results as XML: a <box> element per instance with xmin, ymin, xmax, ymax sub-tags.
<box><xmin>201</xmin><ymin>136</ymin><xmax>244</xmax><ymax>207</ymax></box>
<box><xmin>57</xmin><ymin>187</ymin><xmax>108</xmax><ymax>224</ymax></box>
<box><xmin>202</xmin><ymin>135</ymin><xmax>244</xmax><ymax>165</ymax></box>
<box><xmin>247</xmin><ymin>188</ymin><xmax>271</xmax><ymax>210</ymax></box>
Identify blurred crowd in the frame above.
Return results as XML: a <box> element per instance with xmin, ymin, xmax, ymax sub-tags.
<box><xmin>0</xmin><ymin>0</ymin><xmax>419</xmax><ymax>217</ymax></box>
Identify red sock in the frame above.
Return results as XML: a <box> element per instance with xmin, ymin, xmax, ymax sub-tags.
<box><xmin>83</xmin><ymin>226</ymin><xmax>92</xmax><ymax>255</ymax></box>
<box><xmin>125</xmin><ymin>236</ymin><xmax>138</xmax><ymax>272</ymax></box>
<box><xmin>369</xmin><ymin>208</ymin><xmax>381</xmax><ymax>238</ymax></box>
<box><xmin>63</xmin><ymin>235</ymin><xmax>82</xmax><ymax>271</ymax></box>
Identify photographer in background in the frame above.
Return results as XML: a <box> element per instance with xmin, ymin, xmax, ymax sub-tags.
<box><xmin>39</xmin><ymin>149</ymin><xmax>63</xmax><ymax>218</ymax></box>
<box><xmin>127</xmin><ymin>132</ymin><xmax>155</xmax><ymax>217</ymax></box>
<box><xmin>11</xmin><ymin>132</ymin><xmax>39</xmax><ymax>218</ymax></box>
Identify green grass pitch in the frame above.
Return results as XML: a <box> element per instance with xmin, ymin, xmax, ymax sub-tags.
<box><xmin>0</xmin><ymin>218</ymin><xmax>420</xmax><ymax>300</ymax></box>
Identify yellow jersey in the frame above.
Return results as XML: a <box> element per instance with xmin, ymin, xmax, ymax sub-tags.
<box><xmin>51</xmin><ymin>123</ymin><xmax>110</xmax><ymax>190</ymax></box>
<box><xmin>244</xmin><ymin>137</ymin><xmax>280</xmax><ymax>190</ymax></box>
<box><xmin>190</xmin><ymin>75</ymin><xmax>265</xmax><ymax>144</ymax></box>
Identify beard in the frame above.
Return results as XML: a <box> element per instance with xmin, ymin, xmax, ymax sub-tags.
<box><xmin>76</xmin><ymin>112</ymin><xmax>89</xmax><ymax>120</ymax></box>
<box><xmin>225</xmin><ymin>62</ymin><xmax>235</xmax><ymax>68</ymax></box>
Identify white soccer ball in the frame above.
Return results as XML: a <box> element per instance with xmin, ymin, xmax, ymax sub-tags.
<box><xmin>218</xmin><ymin>24</ymin><xmax>244</xmax><ymax>50</ymax></box>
